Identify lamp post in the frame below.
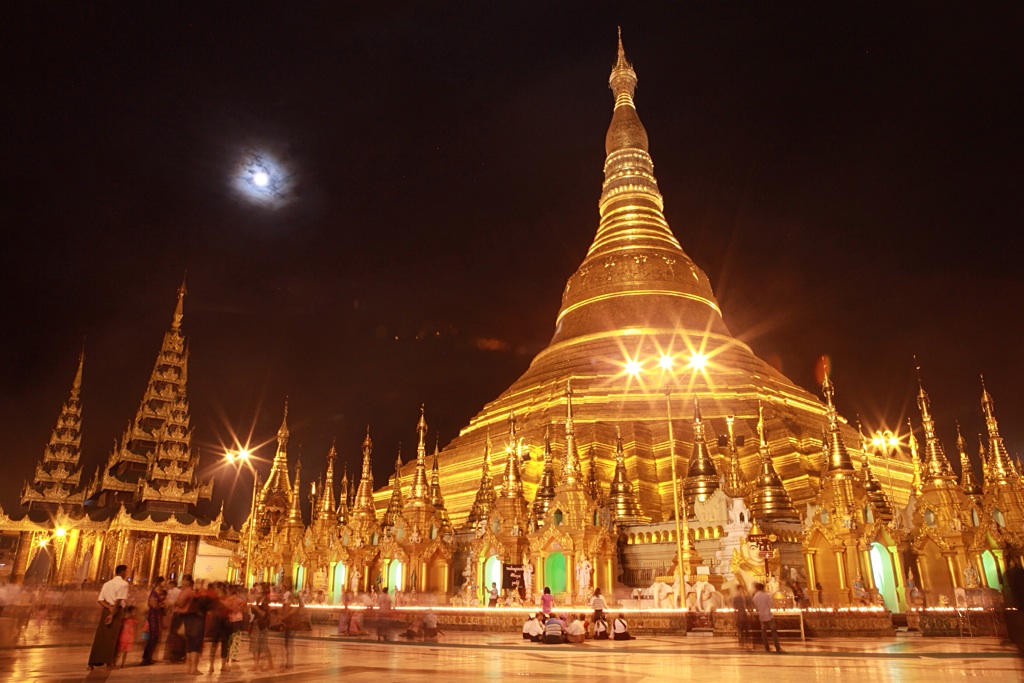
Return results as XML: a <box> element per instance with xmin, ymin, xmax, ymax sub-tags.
<box><xmin>227</xmin><ymin>449</ymin><xmax>260</xmax><ymax>587</ymax></box>
<box><xmin>664</xmin><ymin>388</ymin><xmax>687</xmax><ymax>600</ymax></box>
<box><xmin>629</xmin><ymin>350</ymin><xmax>707</xmax><ymax>605</ymax></box>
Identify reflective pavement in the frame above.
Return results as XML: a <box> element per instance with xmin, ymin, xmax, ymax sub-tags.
<box><xmin>1</xmin><ymin>623</ymin><xmax>1021</xmax><ymax>682</ymax></box>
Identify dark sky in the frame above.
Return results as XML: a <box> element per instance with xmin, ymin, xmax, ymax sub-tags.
<box><xmin>2</xmin><ymin>3</ymin><xmax>1022</xmax><ymax>528</ymax></box>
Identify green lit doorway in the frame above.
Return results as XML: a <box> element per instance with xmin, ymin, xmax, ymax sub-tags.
<box><xmin>869</xmin><ymin>543</ymin><xmax>898</xmax><ymax>612</ymax></box>
<box><xmin>982</xmin><ymin>551</ymin><xmax>1002</xmax><ymax>589</ymax></box>
<box><xmin>544</xmin><ymin>552</ymin><xmax>567</xmax><ymax>595</ymax></box>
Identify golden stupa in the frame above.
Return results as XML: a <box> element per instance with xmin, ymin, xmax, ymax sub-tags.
<box><xmin>378</xmin><ymin>33</ymin><xmax>913</xmax><ymax>530</ymax></box>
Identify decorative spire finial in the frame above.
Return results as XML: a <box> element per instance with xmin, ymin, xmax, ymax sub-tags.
<box><xmin>172</xmin><ymin>273</ymin><xmax>187</xmax><ymax>330</ymax></box>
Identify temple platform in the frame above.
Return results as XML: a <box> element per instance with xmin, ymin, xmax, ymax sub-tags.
<box><xmin>300</xmin><ymin>603</ymin><xmax>1009</xmax><ymax>638</ymax></box>
<box><xmin>1</xmin><ymin>621</ymin><xmax>1020</xmax><ymax>683</ymax></box>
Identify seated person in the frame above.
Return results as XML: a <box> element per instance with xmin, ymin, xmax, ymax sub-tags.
<box><xmin>423</xmin><ymin>610</ymin><xmax>439</xmax><ymax>639</ymax></box>
<box><xmin>612</xmin><ymin>614</ymin><xmax>635</xmax><ymax>641</ymax></box>
<box><xmin>592</xmin><ymin>617</ymin><xmax>609</xmax><ymax>640</ymax></box>
<box><xmin>523</xmin><ymin>614</ymin><xmax>542</xmax><ymax>641</ymax></box>
<box><xmin>402</xmin><ymin>615</ymin><xmax>424</xmax><ymax>639</ymax></box>
<box><xmin>542</xmin><ymin>614</ymin><xmax>565</xmax><ymax>644</ymax></box>
<box><xmin>565</xmin><ymin>614</ymin><xmax>586</xmax><ymax>643</ymax></box>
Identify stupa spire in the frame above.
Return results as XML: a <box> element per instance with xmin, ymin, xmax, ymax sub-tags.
<box><xmin>532</xmin><ymin>425</ymin><xmax>557</xmax><ymax>520</ymax></box>
<box><xmin>408</xmin><ymin>405</ymin><xmax>431</xmax><ymax>504</ymax></box>
<box><xmin>172</xmin><ymin>273</ymin><xmax>186</xmax><ymax>330</ymax></box>
<box><xmin>608</xmin><ymin>425</ymin><xmax>646</xmax><ymax>522</ymax></box>
<box><xmin>856</xmin><ymin>420</ymin><xmax>892</xmax><ymax>520</ymax></box>
<box><xmin>822</xmin><ymin>374</ymin><xmax>855</xmax><ymax>474</ymax></box>
<box><xmin>286</xmin><ymin>460</ymin><xmax>303</xmax><ymax>525</ymax></box>
<box><xmin>381</xmin><ymin>447</ymin><xmax>406</xmax><ymax>528</ymax></box>
<box><xmin>337</xmin><ymin>464</ymin><xmax>350</xmax><ymax>524</ymax></box>
<box><xmin>720</xmin><ymin>415</ymin><xmax>749</xmax><ymax>498</ymax></box>
<box><xmin>908</xmin><ymin>418</ymin><xmax>923</xmax><ymax>497</ymax></box>
<box><xmin>350</xmin><ymin>426</ymin><xmax>377</xmax><ymax>520</ymax></box>
<box><xmin>560</xmin><ymin>379</ymin><xmax>584</xmax><ymax>489</ymax></box>
<box><xmin>501</xmin><ymin>411</ymin><xmax>525</xmax><ymax>498</ymax></box>
<box><xmin>749</xmin><ymin>403</ymin><xmax>798</xmax><ymax>521</ymax></box>
<box><xmin>956</xmin><ymin>423</ymin><xmax>982</xmax><ymax>499</ymax></box>
<box><xmin>428</xmin><ymin>437</ymin><xmax>452</xmax><ymax>531</ymax></box>
<box><xmin>683</xmin><ymin>396</ymin><xmax>720</xmax><ymax>506</ymax></box>
<box><xmin>550</xmin><ymin>31</ymin><xmax>727</xmax><ymax>350</ymax></box>
<box><xmin>314</xmin><ymin>439</ymin><xmax>338</xmax><ymax>522</ymax></box>
<box><xmin>261</xmin><ymin>401</ymin><xmax>293</xmax><ymax>507</ymax></box>
<box><xmin>466</xmin><ymin>433</ymin><xmax>497</xmax><ymax>526</ymax></box>
<box><xmin>586</xmin><ymin>446</ymin><xmax>606</xmax><ymax>506</ymax></box>
<box><xmin>915</xmin><ymin>365</ymin><xmax>956</xmax><ymax>484</ymax></box>
<box><xmin>981</xmin><ymin>376</ymin><xmax>1018</xmax><ymax>485</ymax></box>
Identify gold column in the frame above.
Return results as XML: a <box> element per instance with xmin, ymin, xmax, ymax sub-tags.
<box><xmin>11</xmin><ymin>531</ymin><xmax>33</xmax><ymax>584</ymax></box>
<box><xmin>89</xmin><ymin>534</ymin><xmax>105</xmax><ymax>582</ymax></box>
<box><xmin>328</xmin><ymin>561</ymin><xmax>337</xmax><ymax>599</ymax></box>
<box><xmin>441</xmin><ymin>562</ymin><xmax>450</xmax><ymax>597</ymax></box>
<box><xmin>889</xmin><ymin>548</ymin><xmax>907</xmax><ymax>612</ymax></box>
<box><xmin>148</xmin><ymin>536</ymin><xmax>160</xmax><ymax>585</ymax></box>
<box><xmin>804</xmin><ymin>549</ymin><xmax>818</xmax><ymax>607</ymax></box>
<box><xmin>183</xmin><ymin>537</ymin><xmax>198</xmax><ymax>577</ymax></box>
<box><xmin>159</xmin><ymin>534</ymin><xmax>172</xmax><ymax>577</ymax></box>
<box><xmin>945</xmin><ymin>554</ymin><xmax>960</xmax><ymax>589</ymax></box>
<box><xmin>860</xmin><ymin>546</ymin><xmax>876</xmax><ymax>592</ymax></box>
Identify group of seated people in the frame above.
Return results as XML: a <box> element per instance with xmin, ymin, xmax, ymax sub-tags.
<box><xmin>522</xmin><ymin>612</ymin><xmax>634</xmax><ymax>644</ymax></box>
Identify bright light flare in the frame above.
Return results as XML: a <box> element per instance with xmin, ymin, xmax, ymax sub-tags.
<box><xmin>55</xmin><ymin>527</ymin><xmax>67</xmax><ymax>538</ymax></box>
<box><xmin>658</xmin><ymin>355</ymin><xmax>674</xmax><ymax>370</ymax></box>
<box><xmin>687</xmin><ymin>352</ymin><xmax>708</xmax><ymax>371</ymax></box>
<box><xmin>252</xmin><ymin>171</ymin><xmax>269</xmax><ymax>187</ymax></box>
<box><xmin>625</xmin><ymin>359</ymin><xmax>643</xmax><ymax>377</ymax></box>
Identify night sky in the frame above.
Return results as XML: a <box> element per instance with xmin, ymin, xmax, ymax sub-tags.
<box><xmin>2</xmin><ymin>4</ymin><xmax>1022</xmax><ymax>528</ymax></box>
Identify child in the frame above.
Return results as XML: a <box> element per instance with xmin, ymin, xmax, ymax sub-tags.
<box><xmin>117</xmin><ymin>606</ymin><xmax>139</xmax><ymax>668</ymax></box>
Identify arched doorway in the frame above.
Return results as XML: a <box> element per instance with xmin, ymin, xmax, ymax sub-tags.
<box><xmin>333</xmin><ymin>563</ymin><xmax>347</xmax><ymax>603</ymax></box>
<box><xmin>869</xmin><ymin>543</ymin><xmax>898</xmax><ymax>611</ymax></box>
<box><xmin>544</xmin><ymin>552</ymin><xmax>567</xmax><ymax>595</ymax></box>
<box><xmin>483</xmin><ymin>555</ymin><xmax>502</xmax><ymax>596</ymax></box>
<box><xmin>917</xmin><ymin>540</ymin><xmax>954</xmax><ymax>603</ymax></box>
<box><xmin>982</xmin><ymin>550</ymin><xmax>1002</xmax><ymax>589</ymax></box>
<box><xmin>387</xmin><ymin>560</ymin><xmax>403</xmax><ymax>591</ymax></box>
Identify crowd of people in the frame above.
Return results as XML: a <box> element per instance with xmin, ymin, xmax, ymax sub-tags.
<box><xmin>81</xmin><ymin>565</ymin><xmax>314</xmax><ymax>672</ymax></box>
<box><xmin>521</xmin><ymin>586</ymin><xmax>635</xmax><ymax>645</ymax></box>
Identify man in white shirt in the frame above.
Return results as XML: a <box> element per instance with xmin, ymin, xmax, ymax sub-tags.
<box><xmin>751</xmin><ymin>582</ymin><xmax>785</xmax><ymax>653</ymax></box>
<box><xmin>566</xmin><ymin>614</ymin><xmax>586</xmax><ymax>643</ymax></box>
<box><xmin>88</xmin><ymin>565</ymin><xmax>130</xmax><ymax>668</ymax></box>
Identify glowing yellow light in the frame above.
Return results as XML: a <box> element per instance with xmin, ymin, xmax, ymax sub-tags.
<box><xmin>55</xmin><ymin>527</ymin><xmax>67</xmax><ymax>538</ymax></box>
<box><xmin>625</xmin><ymin>359</ymin><xmax>643</xmax><ymax>376</ymax></box>
<box><xmin>238</xmin><ymin>449</ymin><xmax>251</xmax><ymax>460</ymax></box>
<box><xmin>658</xmin><ymin>355</ymin><xmax>674</xmax><ymax>370</ymax></box>
<box><xmin>687</xmin><ymin>353</ymin><xmax>708</xmax><ymax>371</ymax></box>
<box><xmin>38</xmin><ymin>538</ymin><xmax>48</xmax><ymax>547</ymax></box>
<box><xmin>872</xmin><ymin>436</ymin><xmax>884</xmax><ymax>448</ymax></box>
<box><xmin>888</xmin><ymin>436</ymin><xmax>899</xmax><ymax>448</ymax></box>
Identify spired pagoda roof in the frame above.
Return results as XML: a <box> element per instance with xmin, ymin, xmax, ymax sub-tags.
<box><xmin>380</xmin><ymin>32</ymin><xmax>915</xmax><ymax>527</ymax></box>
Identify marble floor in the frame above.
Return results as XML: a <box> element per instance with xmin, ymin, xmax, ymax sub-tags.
<box><xmin>1</xmin><ymin>624</ymin><xmax>1021</xmax><ymax>682</ymax></box>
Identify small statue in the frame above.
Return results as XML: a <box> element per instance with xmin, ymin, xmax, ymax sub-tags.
<box><xmin>522</xmin><ymin>560</ymin><xmax>534</xmax><ymax>600</ymax></box>
<box><xmin>964</xmin><ymin>564</ymin><xmax>980</xmax><ymax>589</ymax></box>
<box><xmin>576</xmin><ymin>557</ymin><xmax>593</xmax><ymax>599</ymax></box>
<box><xmin>852</xmin><ymin>574</ymin><xmax>868</xmax><ymax>604</ymax></box>
<box><xmin>409</xmin><ymin>526</ymin><xmax>422</xmax><ymax>544</ymax></box>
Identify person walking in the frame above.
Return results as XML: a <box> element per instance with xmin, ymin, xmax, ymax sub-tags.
<box><xmin>488</xmin><ymin>582</ymin><xmax>499</xmax><ymax>607</ymax></box>
<box><xmin>87</xmin><ymin>564</ymin><xmax>129</xmax><ymax>670</ymax></box>
<box><xmin>140</xmin><ymin>576</ymin><xmax>166</xmax><ymax>665</ymax></box>
<box><xmin>248</xmin><ymin>584</ymin><xmax>274</xmax><ymax>672</ymax></box>
<box><xmin>751</xmin><ymin>582</ymin><xmax>784</xmax><ymax>653</ymax></box>
<box><xmin>589</xmin><ymin>587</ymin><xmax>607</xmax><ymax>624</ymax></box>
<box><xmin>731</xmin><ymin>583</ymin><xmax>752</xmax><ymax>649</ymax></box>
